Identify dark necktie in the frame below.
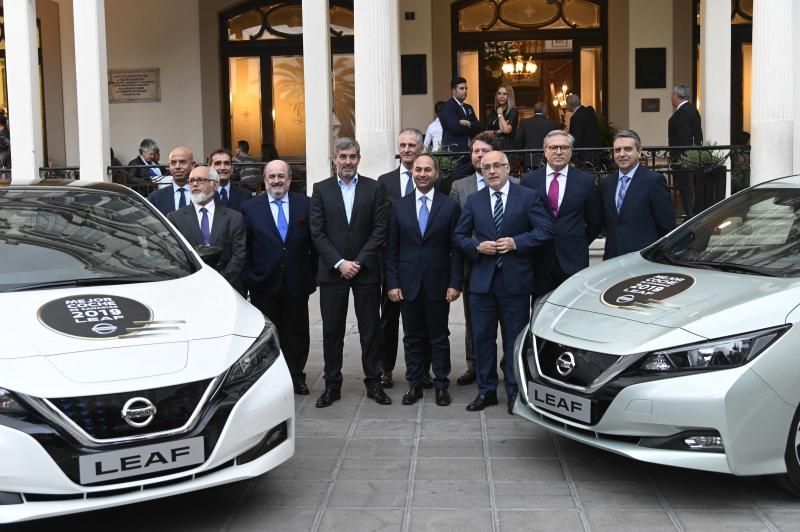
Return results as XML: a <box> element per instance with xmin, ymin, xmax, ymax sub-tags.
<box><xmin>493</xmin><ymin>191</ymin><xmax>504</xmax><ymax>268</ymax></box>
<box><xmin>200</xmin><ymin>207</ymin><xmax>210</xmax><ymax>245</ymax></box>
<box><xmin>178</xmin><ymin>187</ymin><xmax>187</xmax><ymax>209</ymax></box>
<box><xmin>274</xmin><ymin>199</ymin><xmax>288</xmax><ymax>242</ymax></box>
<box><xmin>547</xmin><ymin>172</ymin><xmax>560</xmax><ymax>217</ymax></box>
<box><xmin>403</xmin><ymin>171</ymin><xmax>414</xmax><ymax>196</ymax></box>
<box><xmin>220</xmin><ymin>187</ymin><xmax>229</xmax><ymax>206</ymax></box>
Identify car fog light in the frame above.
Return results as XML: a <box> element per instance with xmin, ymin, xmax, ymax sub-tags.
<box><xmin>684</xmin><ymin>435</ymin><xmax>724</xmax><ymax>451</ymax></box>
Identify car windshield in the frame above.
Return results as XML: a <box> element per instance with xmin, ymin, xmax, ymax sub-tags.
<box><xmin>0</xmin><ymin>187</ymin><xmax>198</xmax><ymax>292</ymax></box>
<box><xmin>644</xmin><ymin>182</ymin><xmax>800</xmax><ymax>277</ymax></box>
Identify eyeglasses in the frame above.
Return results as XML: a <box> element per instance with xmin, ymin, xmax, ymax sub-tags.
<box><xmin>546</xmin><ymin>145</ymin><xmax>571</xmax><ymax>153</ymax></box>
<box><xmin>187</xmin><ymin>177</ymin><xmax>214</xmax><ymax>184</ymax></box>
<box><xmin>479</xmin><ymin>162</ymin><xmax>509</xmax><ymax>173</ymax></box>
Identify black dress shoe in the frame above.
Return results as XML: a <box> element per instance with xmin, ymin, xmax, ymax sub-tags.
<box><xmin>456</xmin><ymin>369</ymin><xmax>476</xmax><ymax>386</ymax></box>
<box><xmin>379</xmin><ymin>371</ymin><xmax>394</xmax><ymax>389</ymax></box>
<box><xmin>466</xmin><ymin>393</ymin><xmax>498</xmax><ymax>411</ymax></box>
<box><xmin>293</xmin><ymin>378</ymin><xmax>310</xmax><ymax>395</ymax></box>
<box><xmin>422</xmin><ymin>374</ymin><xmax>434</xmax><ymax>389</ymax></box>
<box><xmin>315</xmin><ymin>389</ymin><xmax>341</xmax><ymax>408</ymax></box>
<box><xmin>507</xmin><ymin>393</ymin><xmax>517</xmax><ymax>415</ymax></box>
<box><xmin>435</xmin><ymin>389</ymin><xmax>451</xmax><ymax>406</ymax></box>
<box><xmin>401</xmin><ymin>386</ymin><xmax>423</xmax><ymax>405</ymax></box>
<box><xmin>367</xmin><ymin>387</ymin><xmax>392</xmax><ymax>405</ymax></box>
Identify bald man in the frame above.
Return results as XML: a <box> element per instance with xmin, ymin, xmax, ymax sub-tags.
<box><xmin>148</xmin><ymin>146</ymin><xmax>196</xmax><ymax>215</ymax></box>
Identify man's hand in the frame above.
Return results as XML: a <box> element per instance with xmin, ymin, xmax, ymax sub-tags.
<box><xmin>446</xmin><ymin>288</ymin><xmax>461</xmax><ymax>302</ymax></box>
<box><xmin>496</xmin><ymin>237</ymin><xmax>516</xmax><ymax>254</ymax></box>
<box><xmin>459</xmin><ymin>119</ymin><xmax>471</xmax><ymax>127</ymax></box>
<box><xmin>477</xmin><ymin>240</ymin><xmax>498</xmax><ymax>255</ymax></box>
<box><xmin>338</xmin><ymin>260</ymin><xmax>361</xmax><ymax>279</ymax></box>
<box><xmin>388</xmin><ymin>288</ymin><xmax>404</xmax><ymax>303</ymax></box>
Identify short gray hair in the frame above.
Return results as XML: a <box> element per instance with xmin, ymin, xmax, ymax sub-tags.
<box><xmin>566</xmin><ymin>93</ymin><xmax>581</xmax><ymax>108</ymax></box>
<box><xmin>334</xmin><ymin>137</ymin><xmax>361</xmax><ymax>156</ymax></box>
<box><xmin>139</xmin><ymin>138</ymin><xmax>158</xmax><ymax>152</ymax></box>
<box><xmin>613</xmin><ymin>129</ymin><xmax>642</xmax><ymax>150</ymax></box>
<box><xmin>399</xmin><ymin>128</ymin><xmax>424</xmax><ymax>147</ymax></box>
<box><xmin>543</xmin><ymin>130</ymin><xmax>574</xmax><ymax>149</ymax></box>
<box><xmin>672</xmin><ymin>83</ymin><xmax>691</xmax><ymax>101</ymax></box>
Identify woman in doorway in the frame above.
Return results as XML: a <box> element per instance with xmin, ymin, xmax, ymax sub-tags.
<box><xmin>484</xmin><ymin>83</ymin><xmax>519</xmax><ymax>150</ymax></box>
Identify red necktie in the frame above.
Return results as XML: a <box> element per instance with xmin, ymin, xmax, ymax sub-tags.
<box><xmin>547</xmin><ymin>172</ymin><xmax>560</xmax><ymax>217</ymax></box>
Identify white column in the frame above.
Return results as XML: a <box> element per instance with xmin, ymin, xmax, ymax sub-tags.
<box><xmin>302</xmin><ymin>0</ymin><xmax>333</xmax><ymax>193</ymax></box>
<box><xmin>700</xmin><ymin>0</ymin><xmax>731</xmax><ymax>194</ymax></box>
<box><xmin>73</xmin><ymin>0</ymin><xmax>111</xmax><ymax>182</ymax></box>
<box><xmin>794</xmin><ymin>1</ymin><xmax>800</xmax><ymax>176</ymax></box>
<box><xmin>5</xmin><ymin>0</ymin><xmax>43</xmax><ymax>183</ymax></box>
<box><xmin>354</xmin><ymin>0</ymin><xmax>400</xmax><ymax>178</ymax></box>
<box><xmin>750</xmin><ymin>0</ymin><xmax>793</xmax><ymax>184</ymax></box>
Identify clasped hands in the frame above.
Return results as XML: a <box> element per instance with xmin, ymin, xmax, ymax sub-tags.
<box><xmin>477</xmin><ymin>237</ymin><xmax>516</xmax><ymax>255</ymax></box>
<box><xmin>337</xmin><ymin>260</ymin><xmax>361</xmax><ymax>279</ymax></box>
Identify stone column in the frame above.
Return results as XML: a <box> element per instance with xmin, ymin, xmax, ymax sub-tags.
<box><xmin>302</xmin><ymin>0</ymin><xmax>333</xmax><ymax>193</ymax></box>
<box><xmin>700</xmin><ymin>0</ymin><xmax>731</xmax><ymax>194</ymax></box>
<box><xmin>74</xmin><ymin>0</ymin><xmax>111</xmax><ymax>182</ymax></box>
<box><xmin>5</xmin><ymin>0</ymin><xmax>44</xmax><ymax>183</ymax></box>
<box><xmin>750</xmin><ymin>0</ymin><xmax>793</xmax><ymax>184</ymax></box>
<box><xmin>354</xmin><ymin>0</ymin><xmax>400</xmax><ymax>178</ymax></box>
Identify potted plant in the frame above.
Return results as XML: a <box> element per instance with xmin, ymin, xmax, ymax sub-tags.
<box><xmin>679</xmin><ymin>144</ymin><xmax>728</xmax><ymax>211</ymax></box>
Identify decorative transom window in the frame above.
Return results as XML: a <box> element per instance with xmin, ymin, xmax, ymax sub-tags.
<box><xmin>458</xmin><ymin>0</ymin><xmax>601</xmax><ymax>32</ymax></box>
<box><xmin>227</xmin><ymin>2</ymin><xmax>353</xmax><ymax>41</ymax></box>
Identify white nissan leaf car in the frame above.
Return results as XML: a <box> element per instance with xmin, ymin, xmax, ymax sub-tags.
<box><xmin>513</xmin><ymin>174</ymin><xmax>800</xmax><ymax>494</ymax></box>
<box><xmin>0</xmin><ymin>181</ymin><xmax>294</xmax><ymax>523</ymax></box>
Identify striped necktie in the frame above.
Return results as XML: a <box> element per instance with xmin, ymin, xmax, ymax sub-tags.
<box><xmin>616</xmin><ymin>175</ymin><xmax>631</xmax><ymax>212</ymax></box>
<box><xmin>493</xmin><ymin>191</ymin><xmax>504</xmax><ymax>268</ymax></box>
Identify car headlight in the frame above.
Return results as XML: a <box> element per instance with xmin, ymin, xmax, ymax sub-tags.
<box><xmin>0</xmin><ymin>388</ymin><xmax>27</xmax><ymax>415</ymax></box>
<box><xmin>636</xmin><ymin>325</ymin><xmax>789</xmax><ymax>372</ymax></box>
<box><xmin>220</xmin><ymin>323</ymin><xmax>281</xmax><ymax>395</ymax></box>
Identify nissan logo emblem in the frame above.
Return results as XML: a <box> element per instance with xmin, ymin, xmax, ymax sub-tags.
<box><xmin>556</xmin><ymin>352</ymin><xmax>576</xmax><ymax>376</ymax></box>
<box><xmin>121</xmin><ymin>397</ymin><xmax>157</xmax><ymax>428</ymax></box>
<box><xmin>91</xmin><ymin>323</ymin><xmax>118</xmax><ymax>335</ymax></box>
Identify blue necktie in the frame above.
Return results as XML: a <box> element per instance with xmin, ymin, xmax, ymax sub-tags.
<box><xmin>418</xmin><ymin>196</ymin><xmax>429</xmax><ymax>236</ymax></box>
<box><xmin>178</xmin><ymin>187</ymin><xmax>187</xmax><ymax>208</ymax></box>
<box><xmin>493</xmin><ymin>191</ymin><xmax>504</xmax><ymax>268</ymax></box>
<box><xmin>404</xmin><ymin>171</ymin><xmax>414</xmax><ymax>196</ymax></box>
<box><xmin>200</xmin><ymin>207</ymin><xmax>210</xmax><ymax>245</ymax></box>
<box><xmin>220</xmin><ymin>187</ymin><xmax>229</xmax><ymax>206</ymax></box>
<box><xmin>616</xmin><ymin>175</ymin><xmax>631</xmax><ymax>212</ymax></box>
<box><xmin>274</xmin><ymin>199</ymin><xmax>288</xmax><ymax>241</ymax></box>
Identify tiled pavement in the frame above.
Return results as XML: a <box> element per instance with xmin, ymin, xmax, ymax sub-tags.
<box><xmin>14</xmin><ymin>295</ymin><xmax>800</xmax><ymax>531</ymax></box>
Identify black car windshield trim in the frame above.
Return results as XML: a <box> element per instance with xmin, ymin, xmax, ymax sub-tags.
<box><xmin>7</xmin><ymin>275</ymin><xmax>174</xmax><ymax>293</ymax></box>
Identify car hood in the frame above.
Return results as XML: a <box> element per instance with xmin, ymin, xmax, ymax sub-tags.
<box><xmin>544</xmin><ymin>253</ymin><xmax>800</xmax><ymax>340</ymax></box>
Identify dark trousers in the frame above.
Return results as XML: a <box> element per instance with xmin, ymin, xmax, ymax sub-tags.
<box><xmin>470</xmin><ymin>273</ymin><xmax>530</xmax><ymax>397</ymax></box>
<box><xmin>378</xmin><ymin>287</ymin><xmax>401</xmax><ymax>373</ymax></box>
<box><xmin>400</xmin><ymin>296</ymin><xmax>451</xmax><ymax>390</ymax></box>
<box><xmin>674</xmin><ymin>166</ymin><xmax>695</xmax><ymax>218</ymax></box>
<box><xmin>319</xmin><ymin>280</ymin><xmax>381</xmax><ymax>389</ymax></box>
<box><xmin>462</xmin><ymin>273</ymin><xmax>476</xmax><ymax>371</ymax></box>
<box><xmin>533</xmin><ymin>259</ymin><xmax>569</xmax><ymax>299</ymax></box>
<box><xmin>250</xmin><ymin>288</ymin><xmax>310</xmax><ymax>381</ymax></box>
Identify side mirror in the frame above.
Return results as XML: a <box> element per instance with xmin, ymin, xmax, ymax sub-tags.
<box><xmin>195</xmin><ymin>245</ymin><xmax>222</xmax><ymax>268</ymax></box>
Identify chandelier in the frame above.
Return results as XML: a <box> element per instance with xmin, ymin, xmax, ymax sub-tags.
<box><xmin>552</xmin><ymin>82</ymin><xmax>570</xmax><ymax>109</ymax></box>
<box><xmin>502</xmin><ymin>55</ymin><xmax>537</xmax><ymax>80</ymax></box>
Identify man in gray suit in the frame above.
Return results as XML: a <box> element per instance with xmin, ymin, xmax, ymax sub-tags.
<box><xmin>449</xmin><ymin>131</ymin><xmax>498</xmax><ymax>386</ymax></box>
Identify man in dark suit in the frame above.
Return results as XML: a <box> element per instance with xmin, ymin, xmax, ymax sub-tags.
<box><xmin>209</xmin><ymin>148</ymin><xmax>253</xmax><ymax>211</ymax></box>
<box><xmin>515</xmin><ymin>102</ymin><xmax>560</xmax><ymax>170</ymax></box>
<box><xmin>167</xmin><ymin>164</ymin><xmax>246</xmax><ymax>293</ymax></box>
<box><xmin>668</xmin><ymin>83</ymin><xmax>704</xmax><ymax>217</ymax></box>
<box><xmin>454</xmin><ymin>150</ymin><xmax>553</xmax><ymax>414</ymax></box>
<box><xmin>376</xmin><ymin>128</ymin><xmax>426</xmax><ymax>389</ymax></box>
<box><xmin>520</xmin><ymin>130</ymin><xmax>603</xmax><ymax>297</ymax></box>
<box><xmin>148</xmin><ymin>146</ymin><xmax>195</xmax><ymax>215</ymax></box>
<box><xmin>440</xmin><ymin>76</ymin><xmax>483</xmax><ymax>153</ymax></box>
<box><xmin>600</xmin><ymin>130</ymin><xmax>675</xmax><ymax>260</ymax></box>
<box><xmin>566</xmin><ymin>94</ymin><xmax>601</xmax><ymax>168</ymax></box>
<box><xmin>241</xmin><ymin>159</ymin><xmax>316</xmax><ymax>395</ymax></box>
<box><xmin>386</xmin><ymin>154</ymin><xmax>462</xmax><ymax>407</ymax></box>
<box><xmin>127</xmin><ymin>138</ymin><xmax>165</xmax><ymax>185</ymax></box>
<box><xmin>310</xmin><ymin>138</ymin><xmax>390</xmax><ymax>407</ymax></box>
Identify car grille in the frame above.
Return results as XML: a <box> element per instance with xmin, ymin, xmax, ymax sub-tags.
<box><xmin>49</xmin><ymin>380</ymin><xmax>212</xmax><ymax>440</ymax></box>
<box><xmin>536</xmin><ymin>337</ymin><xmax>622</xmax><ymax>388</ymax></box>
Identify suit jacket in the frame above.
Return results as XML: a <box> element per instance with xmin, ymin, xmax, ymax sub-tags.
<box><xmin>240</xmin><ymin>192</ymin><xmax>316</xmax><ymax>298</ymax></box>
<box><xmin>520</xmin><ymin>166</ymin><xmax>603</xmax><ymax>276</ymax></box>
<box><xmin>127</xmin><ymin>156</ymin><xmax>164</xmax><ymax>185</ymax></box>
<box><xmin>569</xmin><ymin>105</ymin><xmax>600</xmax><ymax>149</ymax></box>
<box><xmin>149</xmin><ymin>185</ymin><xmax>187</xmax><ymax>215</ymax></box>
<box><xmin>454</xmin><ymin>182</ymin><xmax>553</xmax><ymax>295</ymax></box>
<box><xmin>167</xmin><ymin>202</ymin><xmax>247</xmax><ymax>291</ymax></box>
<box><xmin>440</xmin><ymin>97</ymin><xmax>483</xmax><ymax>152</ymax></box>
<box><xmin>668</xmin><ymin>102</ymin><xmax>703</xmax><ymax>161</ymax></box>
<box><xmin>215</xmin><ymin>184</ymin><xmax>252</xmax><ymax>212</ymax></box>
<box><xmin>386</xmin><ymin>191</ymin><xmax>463</xmax><ymax>302</ymax></box>
<box><xmin>309</xmin><ymin>175</ymin><xmax>388</xmax><ymax>284</ymax></box>
<box><xmin>516</xmin><ymin>114</ymin><xmax>561</xmax><ymax>150</ymax></box>
<box><xmin>378</xmin><ymin>167</ymin><xmax>406</xmax><ymax>204</ymax></box>
<box><xmin>599</xmin><ymin>165</ymin><xmax>675</xmax><ymax>260</ymax></box>
<box><xmin>449</xmin><ymin>173</ymin><xmax>480</xmax><ymax>210</ymax></box>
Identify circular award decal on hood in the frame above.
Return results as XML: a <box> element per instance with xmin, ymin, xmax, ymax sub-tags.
<box><xmin>601</xmin><ymin>273</ymin><xmax>695</xmax><ymax>308</ymax></box>
<box><xmin>38</xmin><ymin>294</ymin><xmax>153</xmax><ymax>339</ymax></box>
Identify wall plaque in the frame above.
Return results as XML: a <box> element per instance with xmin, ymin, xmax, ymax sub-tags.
<box><xmin>108</xmin><ymin>68</ymin><xmax>161</xmax><ymax>103</ymax></box>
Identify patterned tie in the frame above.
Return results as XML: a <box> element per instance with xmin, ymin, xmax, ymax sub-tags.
<box><xmin>403</xmin><ymin>171</ymin><xmax>414</xmax><ymax>196</ymax></box>
<box><xmin>418</xmin><ymin>196</ymin><xmax>429</xmax><ymax>236</ymax></box>
<box><xmin>178</xmin><ymin>187</ymin><xmax>187</xmax><ymax>208</ymax></box>
<box><xmin>493</xmin><ymin>191</ymin><xmax>504</xmax><ymax>268</ymax></box>
<box><xmin>200</xmin><ymin>207</ymin><xmax>210</xmax><ymax>245</ymax></box>
<box><xmin>220</xmin><ymin>187</ymin><xmax>229</xmax><ymax>206</ymax></box>
<box><xmin>274</xmin><ymin>199</ymin><xmax>288</xmax><ymax>242</ymax></box>
<box><xmin>547</xmin><ymin>172</ymin><xmax>560</xmax><ymax>217</ymax></box>
<box><xmin>616</xmin><ymin>175</ymin><xmax>631</xmax><ymax>212</ymax></box>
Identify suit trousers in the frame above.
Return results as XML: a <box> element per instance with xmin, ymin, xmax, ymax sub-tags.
<box><xmin>462</xmin><ymin>272</ymin><xmax>476</xmax><ymax>370</ymax></box>
<box><xmin>533</xmin><ymin>259</ymin><xmax>569</xmax><ymax>299</ymax></box>
<box><xmin>673</xmin><ymin>166</ymin><xmax>695</xmax><ymax>218</ymax></box>
<box><xmin>400</xmin><ymin>296</ymin><xmax>451</xmax><ymax>390</ymax></box>
<box><xmin>378</xmin><ymin>286</ymin><xmax>401</xmax><ymax>373</ymax></box>
<box><xmin>319</xmin><ymin>279</ymin><xmax>382</xmax><ymax>389</ymax></box>
<box><xmin>250</xmin><ymin>288</ymin><xmax>310</xmax><ymax>381</ymax></box>
<box><xmin>470</xmin><ymin>272</ymin><xmax>530</xmax><ymax>397</ymax></box>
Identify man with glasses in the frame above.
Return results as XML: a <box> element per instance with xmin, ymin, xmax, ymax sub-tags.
<box><xmin>521</xmin><ymin>130</ymin><xmax>603</xmax><ymax>297</ymax></box>
<box><xmin>167</xmin><ymin>164</ymin><xmax>246</xmax><ymax>293</ymax></box>
<box><xmin>454</xmin><ymin>151</ymin><xmax>553</xmax><ymax>414</ymax></box>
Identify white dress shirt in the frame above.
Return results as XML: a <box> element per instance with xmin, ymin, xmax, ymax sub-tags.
<box><xmin>173</xmin><ymin>183</ymin><xmax>190</xmax><ymax>211</ymax></box>
<box><xmin>489</xmin><ymin>179</ymin><xmax>511</xmax><ymax>212</ymax></box>
<box><xmin>615</xmin><ymin>164</ymin><xmax>640</xmax><ymax>201</ymax></box>
<box><xmin>267</xmin><ymin>192</ymin><xmax>290</xmax><ymax>228</ymax></box>
<box><xmin>193</xmin><ymin>199</ymin><xmax>215</xmax><ymax>234</ymax></box>
<box><xmin>424</xmin><ymin>118</ymin><xmax>443</xmax><ymax>151</ymax></box>
<box><xmin>415</xmin><ymin>188</ymin><xmax>434</xmax><ymax>218</ymax></box>
<box><xmin>475</xmin><ymin>173</ymin><xmax>486</xmax><ymax>191</ymax></box>
<box><xmin>337</xmin><ymin>174</ymin><xmax>359</xmax><ymax>223</ymax></box>
<box><xmin>399</xmin><ymin>167</ymin><xmax>413</xmax><ymax>196</ymax></box>
<box><xmin>545</xmin><ymin>164</ymin><xmax>568</xmax><ymax>210</ymax></box>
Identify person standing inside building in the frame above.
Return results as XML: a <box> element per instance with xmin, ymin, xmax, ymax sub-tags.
<box><xmin>484</xmin><ymin>83</ymin><xmax>519</xmax><ymax>151</ymax></box>
<box><xmin>440</xmin><ymin>77</ymin><xmax>483</xmax><ymax>153</ymax></box>
<box><xmin>566</xmin><ymin>94</ymin><xmax>600</xmax><ymax>168</ymax></box>
<box><xmin>668</xmin><ymin>83</ymin><xmax>704</xmax><ymax>217</ymax></box>
<box><xmin>516</xmin><ymin>102</ymin><xmax>560</xmax><ymax>170</ymax></box>
<box><xmin>424</xmin><ymin>101</ymin><xmax>445</xmax><ymax>152</ymax></box>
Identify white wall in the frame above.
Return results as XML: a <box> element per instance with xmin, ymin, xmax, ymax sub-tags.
<box><xmin>399</xmin><ymin>0</ymin><xmax>434</xmax><ymax>134</ymax></box>
<box><xmin>628</xmin><ymin>0</ymin><xmax>673</xmax><ymax>145</ymax></box>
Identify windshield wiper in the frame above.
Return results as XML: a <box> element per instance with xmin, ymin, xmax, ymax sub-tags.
<box><xmin>643</xmin><ymin>246</ymin><xmax>681</xmax><ymax>265</ymax></box>
<box><xmin>680</xmin><ymin>260</ymin><xmax>782</xmax><ymax>277</ymax></box>
<box><xmin>7</xmin><ymin>275</ymin><xmax>173</xmax><ymax>292</ymax></box>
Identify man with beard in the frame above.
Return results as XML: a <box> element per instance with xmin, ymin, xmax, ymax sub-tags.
<box><xmin>148</xmin><ymin>146</ymin><xmax>195</xmax><ymax>215</ymax></box>
<box><xmin>209</xmin><ymin>148</ymin><xmax>253</xmax><ymax>211</ymax></box>
<box><xmin>167</xmin><ymin>164</ymin><xmax>246</xmax><ymax>294</ymax></box>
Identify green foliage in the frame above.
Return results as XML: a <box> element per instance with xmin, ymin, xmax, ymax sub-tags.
<box><xmin>679</xmin><ymin>144</ymin><xmax>727</xmax><ymax>171</ymax></box>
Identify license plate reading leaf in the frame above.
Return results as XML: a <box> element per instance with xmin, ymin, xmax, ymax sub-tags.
<box><xmin>79</xmin><ymin>436</ymin><xmax>205</xmax><ymax>484</ymax></box>
<box><xmin>529</xmin><ymin>382</ymin><xmax>592</xmax><ymax>423</ymax></box>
